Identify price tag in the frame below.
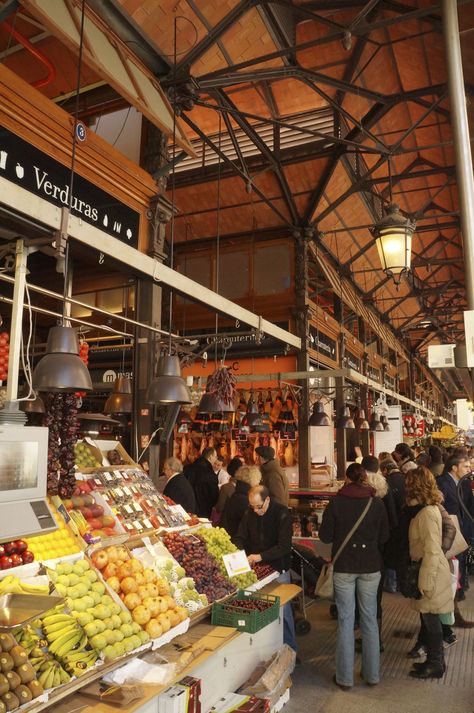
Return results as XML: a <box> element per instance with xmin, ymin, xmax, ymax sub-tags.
<box><xmin>133</xmin><ymin>520</ymin><xmax>143</xmax><ymax>531</ymax></box>
<box><xmin>238</xmin><ymin>620</ymin><xmax>246</xmax><ymax>627</ymax></box>
<box><xmin>143</xmin><ymin>518</ymin><xmax>153</xmax><ymax>529</ymax></box>
<box><xmin>123</xmin><ymin>486</ymin><xmax>132</xmax><ymax>497</ymax></box>
<box><xmin>114</xmin><ymin>470</ymin><xmax>123</xmax><ymax>478</ymax></box>
<box><xmin>133</xmin><ymin>502</ymin><xmax>143</xmax><ymax>513</ymax></box>
<box><xmin>94</xmin><ymin>478</ymin><xmax>102</xmax><ymax>487</ymax></box>
<box><xmin>104</xmin><ymin>472</ymin><xmax>114</xmax><ymax>482</ymax></box>
<box><xmin>170</xmin><ymin>504</ymin><xmax>190</xmax><ymax>521</ymax></box>
<box><xmin>115</xmin><ymin>487</ymin><xmax>125</xmax><ymax>499</ymax></box>
<box><xmin>222</xmin><ymin>550</ymin><xmax>252</xmax><ymax>578</ymax></box>
<box><xmin>124</xmin><ymin>504</ymin><xmax>134</xmax><ymax>515</ymax></box>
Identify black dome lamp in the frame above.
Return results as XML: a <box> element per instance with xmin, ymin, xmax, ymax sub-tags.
<box><xmin>104</xmin><ymin>376</ymin><xmax>133</xmax><ymax>414</ymax></box>
<box><xmin>355</xmin><ymin>407</ymin><xmax>370</xmax><ymax>430</ymax></box>
<box><xmin>369</xmin><ymin>411</ymin><xmax>384</xmax><ymax>432</ymax></box>
<box><xmin>335</xmin><ymin>405</ymin><xmax>355</xmax><ymax>430</ymax></box>
<box><xmin>308</xmin><ymin>400</ymin><xmax>331</xmax><ymax>427</ymax></box>
<box><xmin>32</xmin><ymin>325</ymin><xmax>93</xmax><ymax>392</ymax></box>
<box><xmin>147</xmin><ymin>354</ymin><xmax>191</xmax><ymax>404</ymax></box>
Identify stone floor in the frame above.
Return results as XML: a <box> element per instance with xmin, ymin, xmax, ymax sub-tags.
<box><xmin>285</xmin><ymin>578</ymin><xmax>474</xmax><ymax>713</ymax></box>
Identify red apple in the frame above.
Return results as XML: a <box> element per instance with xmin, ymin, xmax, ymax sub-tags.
<box><xmin>79</xmin><ymin>507</ymin><xmax>93</xmax><ymax>520</ymax></box>
<box><xmin>3</xmin><ymin>542</ymin><xmax>15</xmax><ymax>556</ymax></box>
<box><xmin>0</xmin><ymin>556</ymin><xmax>13</xmax><ymax>569</ymax></box>
<box><xmin>62</xmin><ymin>499</ymin><xmax>74</xmax><ymax>511</ymax></box>
<box><xmin>90</xmin><ymin>505</ymin><xmax>104</xmax><ymax>519</ymax></box>
<box><xmin>21</xmin><ymin>551</ymin><xmax>34</xmax><ymax>564</ymax></box>
<box><xmin>0</xmin><ymin>545</ymin><xmax>5</xmax><ymax>558</ymax></box>
<box><xmin>10</xmin><ymin>554</ymin><xmax>23</xmax><ymax>567</ymax></box>
<box><xmin>102</xmin><ymin>562</ymin><xmax>118</xmax><ymax>579</ymax></box>
<box><xmin>91</xmin><ymin>550</ymin><xmax>108</xmax><ymax>570</ymax></box>
<box><xmin>88</xmin><ymin>518</ymin><xmax>103</xmax><ymax>531</ymax></box>
<box><xmin>12</xmin><ymin>541</ymin><xmax>27</xmax><ymax>554</ymax></box>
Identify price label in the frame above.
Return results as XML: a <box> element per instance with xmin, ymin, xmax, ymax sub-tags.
<box><xmin>124</xmin><ymin>504</ymin><xmax>134</xmax><ymax>515</ymax></box>
<box><xmin>94</xmin><ymin>478</ymin><xmax>102</xmax><ymax>487</ymax></box>
<box><xmin>238</xmin><ymin>620</ymin><xmax>246</xmax><ymax>627</ymax></box>
<box><xmin>123</xmin><ymin>487</ymin><xmax>132</xmax><ymax>497</ymax></box>
<box><xmin>114</xmin><ymin>470</ymin><xmax>123</xmax><ymax>478</ymax></box>
<box><xmin>133</xmin><ymin>502</ymin><xmax>143</xmax><ymax>513</ymax></box>
<box><xmin>104</xmin><ymin>472</ymin><xmax>114</xmax><ymax>482</ymax></box>
<box><xmin>222</xmin><ymin>550</ymin><xmax>252</xmax><ymax>578</ymax></box>
<box><xmin>133</xmin><ymin>520</ymin><xmax>143</xmax><ymax>531</ymax></box>
<box><xmin>143</xmin><ymin>518</ymin><xmax>153</xmax><ymax>529</ymax></box>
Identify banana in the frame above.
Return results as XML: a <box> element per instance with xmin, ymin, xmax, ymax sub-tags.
<box><xmin>50</xmin><ymin>629</ymin><xmax>82</xmax><ymax>657</ymax></box>
<box><xmin>21</xmin><ymin>582</ymin><xmax>49</xmax><ymax>595</ymax></box>
<box><xmin>45</xmin><ymin>624</ymin><xmax>79</xmax><ymax>643</ymax></box>
<box><xmin>30</xmin><ymin>656</ymin><xmax>50</xmax><ymax>671</ymax></box>
<box><xmin>38</xmin><ymin>663</ymin><xmax>56</xmax><ymax>689</ymax></box>
<box><xmin>63</xmin><ymin>649</ymin><xmax>95</xmax><ymax>662</ymax></box>
<box><xmin>58</xmin><ymin>667</ymin><xmax>71</xmax><ymax>684</ymax></box>
<box><xmin>42</xmin><ymin>614</ymin><xmax>73</xmax><ymax>626</ymax></box>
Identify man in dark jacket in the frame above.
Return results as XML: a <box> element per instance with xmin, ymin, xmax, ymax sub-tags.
<box><xmin>437</xmin><ymin>454</ymin><xmax>474</xmax><ymax>600</ymax></box>
<box><xmin>255</xmin><ymin>446</ymin><xmax>289</xmax><ymax>506</ymax></box>
<box><xmin>163</xmin><ymin>457</ymin><xmax>196</xmax><ymax>514</ymax></box>
<box><xmin>183</xmin><ymin>447</ymin><xmax>219</xmax><ymax>519</ymax></box>
<box><xmin>234</xmin><ymin>485</ymin><xmax>296</xmax><ymax>653</ymax></box>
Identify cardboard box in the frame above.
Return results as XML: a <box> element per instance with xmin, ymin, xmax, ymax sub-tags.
<box><xmin>158</xmin><ymin>677</ymin><xmax>201</xmax><ymax>713</ymax></box>
<box><xmin>208</xmin><ymin>694</ymin><xmax>268</xmax><ymax>713</ymax></box>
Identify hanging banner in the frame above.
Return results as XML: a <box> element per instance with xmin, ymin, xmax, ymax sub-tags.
<box><xmin>309</xmin><ymin>326</ymin><xmax>337</xmax><ymax>361</ymax></box>
<box><xmin>345</xmin><ymin>350</ymin><xmax>361</xmax><ymax>372</ymax></box>
<box><xmin>0</xmin><ymin>123</ymin><xmax>139</xmax><ymax>247</ymax></box>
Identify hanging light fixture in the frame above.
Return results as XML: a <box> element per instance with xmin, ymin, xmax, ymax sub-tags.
<box><xmin>104</xmin><ymin>376</ymin><xmax>133</xmax><ymax>414</ymax></box>
<box><xmin>33</xmin><ymin>6</ymin><xmax>92</xmax><ymax>394</ymax></box>
<box><xmin>147</xmin><ymin>19</ymin><xmax>191</xmax><ymax>408</ymax></box>
<box><xmin>369</xmin><ymin>410</ymin><xmax>384</xmax><ymax>431</ymax></box>
<box><xmin>371</xmin><ymin>203</ymin><xmax>416</xmax><ymax>285</ymax></box>
<box><xmin>355</xmin><ymin>407</ymin><xmax>370</xmax><ymax>430</ymax></box>
<box><xmin>379</xmin><ymin>414</ymin><xmax>391</xmax><ymax>432</ymax></box>
<box><xmin>335</xmin><ymin>405</ymin><xmax>355</xmax><ymax>429</ymax></box>
<box><xmin>308</xmin><ymin>400</ymin><xmax>330</xmax><ymax>427</ymax></box>
<box><xmin>242</xmin><ymin>392</ymin><xmax>270</xmax><ymax>432</ymax></box>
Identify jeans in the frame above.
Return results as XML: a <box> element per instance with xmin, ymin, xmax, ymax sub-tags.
<box><xmin>334</xmin><ymin>571</ymin><xmax>381</xmax><ymax>686</ymax></box>
<box><xmin>276</xmin><ymin>570</ymin><xmax>297</xmax><ymax>653</ymax></box>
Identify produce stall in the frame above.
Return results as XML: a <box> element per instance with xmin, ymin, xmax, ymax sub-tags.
<box><xmin>0</xmin><ymin>429</ymin><xmax>293</xmax><ymax>713</ymax></box>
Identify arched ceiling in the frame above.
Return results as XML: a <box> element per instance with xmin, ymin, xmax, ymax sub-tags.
<box><xmin>1</xmin><ymin>0</ymin><xmax>474</xmax><ymax>388</ymax></box>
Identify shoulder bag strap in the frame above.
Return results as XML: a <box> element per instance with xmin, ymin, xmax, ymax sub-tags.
<box><xmin>331</xmin><ymin>498</ymin><xmax>373</xmax><ymax>565</ymax></box>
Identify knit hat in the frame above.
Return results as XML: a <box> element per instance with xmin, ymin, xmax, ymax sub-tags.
<box><xmin>255</xmin><ymin>445</ymin><xmax>275</xmax><ymax>461</ymax></box>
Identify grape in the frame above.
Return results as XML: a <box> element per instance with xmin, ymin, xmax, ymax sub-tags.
<box><xmin>45</xmin><ymin>393</ymin><xmax>79</xmax><ymax>497</ymax></box>
<box><xmin>195</xmin><ymin>527</ymin><xmax>257</xmax><ymax>590</ymax></box>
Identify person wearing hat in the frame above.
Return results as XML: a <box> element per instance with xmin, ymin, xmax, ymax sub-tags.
<box><xmin>255</xmin><ymin>445</ymin><xmax>289</xmax><ymax>506</ymax></box>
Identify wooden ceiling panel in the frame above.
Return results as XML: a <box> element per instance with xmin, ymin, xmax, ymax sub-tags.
<box><xmin>283</xmin><ymin>157</ymin><xmax>330</xmax><ymax>195</ymax></box>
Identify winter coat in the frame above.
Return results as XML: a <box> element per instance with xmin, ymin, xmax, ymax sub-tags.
<box><xmin>163</xmin><ymin>472</ymin><xmax>196</xmax><ymax>514</ymax></box>
<box><xmin>409</xmin><ymin>504</ymin><xmax>454</xmax><ymax>614</ymax></box>
<box><xmin>437</xmin><ymin>472</ymin><xmax>474</xmax><ymax>541</ymax></box>
<box><xmin>260</xmin><ymin>458</ymin><xmax>289</xmax><ymax>506</ymax></box>
<box><xmin>215</xmin><ymin>480</ymin><xmax>236</xmax><ymax>514</ymax></box>
<box><xmin>184</xmin><ymin>456</ymin><xmax>219</xmax><ymax>518</ymax></box>
<box><xmin>221</xmin><ymin>480</ymin><xmax>251</xmax><ymax>538</ymax></box>
<box><xmin>319</xmin><ymin>482</ymin><xmax>389</xmax><ymax>574</ymax></box>
<box><xmin>234</xmin><ymin>500</ymin><xmax>292</xmax><ymax>572</ymax></box>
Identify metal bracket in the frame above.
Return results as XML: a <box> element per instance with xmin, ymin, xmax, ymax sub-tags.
<box><xmin>54</xmin><ymin>206</ymin><xmax>70</xmax><ymax>274</ymax></box>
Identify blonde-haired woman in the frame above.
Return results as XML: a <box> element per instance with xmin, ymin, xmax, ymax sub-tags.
<box><xmin>221</xmin><ymin>466</ymin><xmax>262</xmax><ymax>538</ymax></box>
<box><xmin>405</xmin><ymin>466</ymin><xmax>454</xmax><ymax>679</ymax></box>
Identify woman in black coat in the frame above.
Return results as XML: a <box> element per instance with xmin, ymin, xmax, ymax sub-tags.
<box><xmin>319</xmin><ymin>463</ymin><xmax>389</xmax><ymax>690</ymax></box>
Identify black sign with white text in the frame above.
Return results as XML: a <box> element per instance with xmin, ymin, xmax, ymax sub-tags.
<box><xmin>0</xmin><ymin>124</ymin><xmax>139</xmax><ymax>247</ymax></box>
<box><xmin>309</xmin><ymin>326</ymin><xmax>337</xmax><ymax>361</ymax></box>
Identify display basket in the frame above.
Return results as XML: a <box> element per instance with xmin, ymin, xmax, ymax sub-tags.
<box><xmin>211</xmin><ymin>589</ymin><xmax>280</xmax><ymax>634</ymax></box>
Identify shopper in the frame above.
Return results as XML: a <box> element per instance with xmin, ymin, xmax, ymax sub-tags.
<box><xmin>163</xmin><ymin>457</ymin><xmax>196</xmax><ymax>514</ymax></box>
<box><xmin>404</xmin><ymin>466</ymin><xmax>454</xmax><ymax>679</ymax></box>
<box><xmin>392</xmin><ymin>443</ymin><xmax>417</xmax><ymax>473</ymax></box>
<box><xmin>234</xmin><ymin>484</ymin><xmax>297</xmax><ymax>653</ymax></box>
<box><xmin>428</xmin><ymin>446</ymin><xmax>444</xmax><ymax>476</ymax></box>
<box><xmin>221</xmin><ymin>465</ymin><xmax>261</xmax><ymax>538</ymax></box>
<box><xmin>213</xmin><ymin>457</ymin><xmax>243</xmax><ymax>523</ymax></box>
<box><xmin>436</xmin><ymin>454</ymin><xmax>474</xmax><ymax>601</ymax></box>
<box><xmin>319</xmin><ymin>464</ymin><xmax>389</xmax><ymax>690</ymax></box>
<box><xmin>255</xmin><ymin>445</ymin><xmax>289</xmax><ymax>506</ymax></box>
<box><xmin>184</xmin><ymin>447</ymin><xmax>219</xmax><ymax>519</ymax></box>
<box><xmin>378</xmin><ymin>451</ymin><xmax>396</xmax><ymax>465</ymax></box>
<box><xmin>214</xmin><ymin>458</ymin><xmax>231</xmax><ymax>487</ymax></box>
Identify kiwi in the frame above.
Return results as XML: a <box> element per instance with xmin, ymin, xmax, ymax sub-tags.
<box><xmin>16</xmin><ymin>664</ymin><xmax>35</xmax><ymax>685</ymax></box>
<box><xmin>0</xmin><ymin>699</ymin><xmax>6</xmax><ymax>713</ymax></box>
<box><xmin>0</xmin><ymin>675</ymin><xmax>8</xmax><ymax>696</ymax></box>
<box><xmin>0</xmin><ymin>636</ymin><xmax>15</xmax><ymax>654</ymax></box>
<box><xmin>8</xmin><ymin>648</ymin><xmax>27</xmax><ymax>670</ymax></box>
<box><xmin>0</xmin><ymin>692</ymin><xmax>19</xmax><ymax>711</ymax></box>
<box><xmin>5</xmin><ymin>673</ymin><xmax>20</xmax><ymax>691</ymax></box>
<box><xmin>27</xmin><ymin>680</ymin><xmax>43</xmax><ymax>699</ymax></box>
<box><xmin>0</xmin><ymin>655</ymin><xmax>13</xmax><ymax>674</ymax></box>
<box><xmin>12</xmin><ymin>686</ymin><xmax>32</xmax><ymax>705</ymax></box>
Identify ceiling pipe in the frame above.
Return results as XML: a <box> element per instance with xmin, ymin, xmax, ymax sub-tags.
<box><xmin>2</xmin><ymin>20</ymin><xmax>56</xmax><ymax>88</ymax></box>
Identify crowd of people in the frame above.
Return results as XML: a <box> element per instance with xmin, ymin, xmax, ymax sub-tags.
<box><xmin>159</xmin><ymin>441</ymin><xmax>474</xmax><ymax>688</ymax></box>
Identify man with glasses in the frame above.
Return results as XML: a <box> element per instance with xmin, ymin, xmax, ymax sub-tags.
<box><xmin>234</xmin><ymin>485</ymin><xmax>297</xmax><ymax>655</ymax></box>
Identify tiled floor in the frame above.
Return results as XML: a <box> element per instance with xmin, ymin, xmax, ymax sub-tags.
<box><xmin>285</xmin><ymin>579</ymin><xmax>474</xmax><ymax>712</ymax></box>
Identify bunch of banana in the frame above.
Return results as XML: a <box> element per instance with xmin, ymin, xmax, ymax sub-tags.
<box><xmin>62</xmin><ymin>649</ymin><xmax>99</xmax><ymax>677</ymax></box>
<box><xmin>15</xmin><ymin>625</ymin><xmax>42</xmax><ymax>654</ymax></box>
<box><xmin>29</xmin><ymin>648</ymin><xmax>53</xmax><ymax>673</ymax></box>
<box><xmin>0</xmin><ymin>575</ymin><xmax>49</xmax><ymax>595</ymax></box>
<box><xmin>44</xmin><ymin>620</ymin><xmax>87</xmax><ymax>658</ymax></box>
<box><xmin>37</xmin><ymin>659</ymin><xmax>71</xmax><ymax>689</ymax></box>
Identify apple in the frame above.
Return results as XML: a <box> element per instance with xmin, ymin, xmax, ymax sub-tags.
<box><xmin>102</xmin><ymin>527</ymin><xmax>117</xmax><ymax>537</ymax></box>
<box><xmin>129</xmin><ymin>559</ymin><xmax>143</xmax><ymax>574</ymax></box>
<box><xmin>102</xmin><ymin>563</ymin><xmax>118</xmax><ymax>579</ymax></box>
<box><xmin>105</xmin><ymin>547</ymin><xmax>119</xmax><ymax>563</ymax></box>
<box><xmin>132</xmin><ymin>605</ymin><xmax>151</xmax><ymax>626</ymax></box>
<box><xmin>3</xmin><ymin>542</ymin><xmax>15</xmax><ymax>556</ymax></box>
<box><xmin>118</xmin><ymin>561</ymin><xmax>135</xmax><ymax>579</ymax></box>
<box><xmin>101</xmin><ymin>515</ymin><xmax>115</xmax><ymax>528</ymax></box>
<box><xmin>123</xmin><ymin>592</ymin><xmax>141</xmax><ymax>611</ymax></box>
<box><xmin>121</xmin><ymin>577</ymin><xmax>138</xmax><ymax>595</ymax></box>
<box><xmin>79</xmin><ymin>507</ymin><xmax>93</xmax><ymax>520</ymax></box>
<box><xmin>13</xmin><ymin>540</ymin><xmax>27</xmax><ymax>554</ymax></box>
<box><xmin>115</xmin><ymin>547</ymin><xmax>129</xmax><ymax>562</ymax></box>
<box><xmin>0</xmin><ymin>556</ymin><xmax>13</xmax><ymax>569</ymax></box>
<box><xmin>91</xmin><ymin>550</ymin><xmax>108</xmax><ymax>570</ymax></box>
<box><xmin>90</xmin><ymin>505</ymin><xmax>104</xmax><ymax>518</ymax></box>
<box><xmin>145</xmin><ymin>618</ymin><xmax>163</xmax><ymax>639</ymax></box>
<box><xmin>63</xmin><ymin>499</ymin><xmax>74</xmax><ymax>511</ymax></box>
<box><xmin>21</xmin><ymin>551</ymin><xmax>34</xmax><ymax>564</ymax></box>
<box><xmin>89</xmin><ymin>518</ymin><xmax>104</xmax><ymax>531</ymax></box>
<box><xmin>10</xmin><ymin>554</ymin><xmax>23</xmax><ymax>567</ymax></box>
<box><xmin>168</xmin><ymin>610</ymin><xmax>180</xmax><ymax>628</ymax></box>
<box><xmin>157</xmin><ymin>612</ymin><xmax>171</xmax><ymax>633</ymax></box>
<box><xmin>106</xmin><ymin>576</ymin><xmax>121</xmax><ymax>593</ymax></box>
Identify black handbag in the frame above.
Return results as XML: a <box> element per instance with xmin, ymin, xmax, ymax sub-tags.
<box><xmin>400</xmin><ymin>560</ymin><xmax>422</xmax><ymax>599</ymax></box>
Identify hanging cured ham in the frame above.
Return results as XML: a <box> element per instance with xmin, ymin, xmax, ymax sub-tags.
<box><xmin>284</xmin><ymin>441</ymin><xmax>294</xmax><ymax>467</ymax></box>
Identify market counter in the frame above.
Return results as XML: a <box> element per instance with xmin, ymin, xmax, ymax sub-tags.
<box><xmin>48</xmin><ymin>583</ymin><xmax>300</xmax><ymax>713</ymax></box>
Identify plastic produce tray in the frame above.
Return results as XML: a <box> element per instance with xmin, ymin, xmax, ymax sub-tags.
<box><xmin>211</xmin><ymin>589</ymin><xmax>280</xmax><ymax>634</ymax></box>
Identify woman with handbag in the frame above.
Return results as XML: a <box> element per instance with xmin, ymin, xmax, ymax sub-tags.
<box><xmin>404</xmin><ymin>466</ymin><xmax>454</xmax><ymax>679</ymax></box>
<box><xmin>319</xmin><ymin>463</ymin><xmax>389</xmax><ymax>690</ymax></box>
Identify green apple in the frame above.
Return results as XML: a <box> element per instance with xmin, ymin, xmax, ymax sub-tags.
<box><xmin>55</xmin><ymin>583</ymin><xmax>67</xmax><ymax>597</ymax></box>
<box><xmin>114</xmin><ymin>641</ymin><xmax>125</xmax><ymax>657</ymax></box>
<box><xmin>93</xmin><ymin>604</ymin><xmax>111</xmax><ymax>620</ymax></box>
<box><xmin>104</xmin><ymin>630</ymin><xmax>116</xmax><ymax>645</ymax></box>
<box><xmin>137</xmin><ymin>630</ymin><xmax>150</xmax><ymax>645</ymax></box>
<box><xmin>56</xmin><ymin>562</ymin><xmax>73</xmax><ymax>576</ymax></box>
<box><xmin>101</xmin><ymin>595</ymin><xmax>115</xmax><ymax>608</ymax></box>
<box><xmin>130</xmin><ymin>634</ymin><xmax>142</xmax><ymax>649</ymax></box>
<box><xmin>76</xmin><ymin>612</ymin><xmax>94</xmax><ymax>627</ymax></box>
<box><xmin>84</xmin><ymin>621</ymin><xmax>100</xmax><ymax>638</ymax></box>
<box><xmin>94</xmin><ymin>619</ymin><xmax>106</xmax><ymax>633</ymax></box>
<box><xmin>109</xmin><ymin>603</ymin><xmax>121</xmax><ymax>616</ymax></box>
<box><xmin>68</xmin><ymin>573</ymin><xmax>80</xmax><ymax>586</ymax></box>
<box><xmin>122</xmin><ymin>637</ymin><xmax>135</xmax><ymax>653</ymax></box>
<box><xmin>90</xmin><ymin>591</ymin><xmax>102</xmax><ymax>606</ymax></box>
<box><xmin>113</xmin><ymin>630</ymin><xmax>124</xmax><ymax>643</ymax></box>
<box><xmin>91</xmin><ymin>582</ymin><xmax>105</xmax><ymax>595</ymax></box>
<box><xmin>119</xmin><ymin>610</ymin><xmax>133</xmax><ymax>624</ymax></box>
<box><xmin>72</xmin><ymin>598</ymin><xmax>87</xmax><ymax>613</ymax></box>
<box><xmin>57</xmin><ymin>575</ymin><xmax>70</xmax><ymax>587</ymax></box>
<box><xmin>103</xmin><ymin>644</ymin><xmax>118</xmax><ymax>662</ymax></box>
<box><xmin>110</xmin><ymin>614</ymin><xmax>122</xmax><ymax>629</ymax></box>
<box><xmin>120</xmin><ymin>623</ymin><xmax>133</xmax><ymax>637</ymax></box>
<box><xmin>84</xmin><ymin>570</ymin><xmax>98</xmax><ymax>583</ymax></box>
<box><xmin>131</xmin><ymin>622</ymin><xmax>141</xmax><ymax>635</ymax></box>
<box><xmin>82</xmin><ymin>595</ymin><xmax>95</xmax><ymax>609</ymax></box>
<box><xmin>76</xmin><ymin>560</ymin><xmax>90</xmax><ymax>572</ymax></box>
<box><xmin>72</xmin><ymin>564</ymin><xmax>84</xmax><ymax>576</ymax></box>
<box><xmin>90</xmin><ymin>633</ymin><xmax>107</xmax><ymax>650</ymax></box>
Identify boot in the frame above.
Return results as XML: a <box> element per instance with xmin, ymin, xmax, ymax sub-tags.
<box><xmin>409</xmin><ymin>631</ymin><xmax>445</xmax><ymax>679</ymax></box>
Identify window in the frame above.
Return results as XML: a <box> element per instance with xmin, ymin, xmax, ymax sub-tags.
<box><xmin>254</xmin><ymin>244</ymin><xmax>291</xmax><ymax>295</ymax></box>
<box><xmin>218</xmin><ymin>251</ymin><xmax>249</xmax><ymax>298</ymax></box>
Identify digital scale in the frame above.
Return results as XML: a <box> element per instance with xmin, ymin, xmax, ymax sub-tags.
<box><xmin>0</xmin><ymin>425</ymin><xmax>57</xmax><ymax>543</ymax></box>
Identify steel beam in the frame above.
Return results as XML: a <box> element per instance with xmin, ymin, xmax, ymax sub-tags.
<box><xmin>0</xmin><ymin>176</ymin><xmax>300</xmax><ymax>349</ymax></box>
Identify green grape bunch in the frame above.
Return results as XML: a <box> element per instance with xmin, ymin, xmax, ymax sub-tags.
<box><xmin>196</xmin><ymin>527</ymin><xmax>257</xmax><ymax>589</ymax></box>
